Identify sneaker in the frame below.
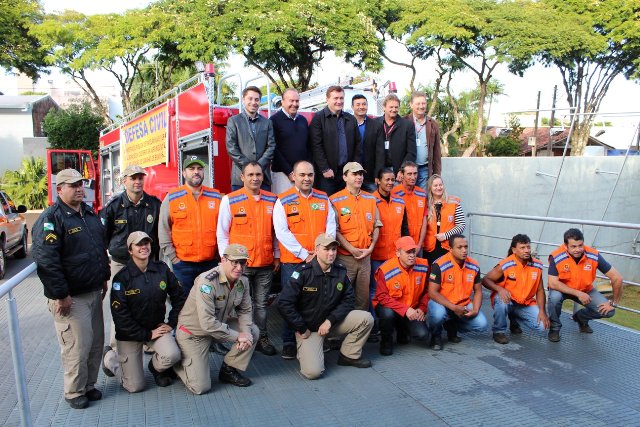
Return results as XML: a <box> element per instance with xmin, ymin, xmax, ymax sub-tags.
<box><xmin>548</xmin><ymin>330</ymin><xmax>560</xmax><ymax>342</ymax></box>
<box><xmin>430</xmin><ymin>335</ymin><xmax>443</xmax><ymax>351</ymax></box>
<box><xmin>573</xmin><ymin>316</ymin><xmax>593</xmax><ymax>333</ymax></box>
<box><xmin>337</xmin><ymin>353</ymin><xmax>372</xmax><ymax>369</ymax></box>
<box><xmin>281</xmin><ymin>345</ymin><xmax>297</xmax><ymax>360</ymax></box>
<box><xmin>257</xmin><ymin>336</ymin><xmax>277</xmax><ymax>356</ymax></box>
<box><xmin>493</xmin><ymin>333</ymin><xmax>509</xmax><ymax>344</ymax></box>
<box><xmin>102</xmin><ymin>346</ymin><xmax>115</xmax><ymax>377</ymax></box>
<box><xmin>148</xmin><ymin>359</ymin><xmax>172</xmax><ymax>387</ymax></box>
<box><xmin>219</xmin><ymin>363</ymin><xmax>252</xmax><ymax>387</ymax></box>
<box><xmin>510</xmin><ymin>323</ymin><xmax>523</xmax><ymax>334</ymax></box>
<box><xmin>65</xmin><ymin>395</ymin><xmax>89</xmax><ymax>409</ymax></box>
<box><xmin>379</xmin><ymin>337</ymin><xmax>393</xmax><ymax>356</ymax></box>
<box><xmin>85</xmin><ymin>388</ymin><xmax>102</xmax><ymax>401</ymax></box>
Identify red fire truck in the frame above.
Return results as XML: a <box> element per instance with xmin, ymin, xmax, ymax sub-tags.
<box><xmin>46</xmin><ymin>67</ymin><xmax>388</xmax><ymax>209</ymax></box>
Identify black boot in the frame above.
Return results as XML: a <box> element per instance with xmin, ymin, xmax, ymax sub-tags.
<box><xmin>148</xmin><ymin>359</ymin><xmax>172</xmax><ymax>387</ymax></box>
<box><xmin>444</xmin><ymin>320</ymin><xmax>461</xmax><ymax>343</ymax></box>
<box><xmin>380</xmin><ymin>335</ymin><xmax>393</xmax><ymax>356</ymax></box>
<box><xmin>219</xmin><ymin>362</ymin><xmax>252</xmax><ymax>387</ymax></box>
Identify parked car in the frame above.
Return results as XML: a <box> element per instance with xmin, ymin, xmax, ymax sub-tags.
<box><xmin>0</xmin><ymin>191</ymin><xmax>28</xmax><ymax>279</ymax></box>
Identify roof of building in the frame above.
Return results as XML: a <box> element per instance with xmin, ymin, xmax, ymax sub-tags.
<box><xmin>486</xmin><ymin>126</ymin><xmax>615</xmax><ymax>154</ymax></box>
<box><xmin>0</xmin><ymin>95</ymin><xmax>56</xmax><ymax>110</ymax></box>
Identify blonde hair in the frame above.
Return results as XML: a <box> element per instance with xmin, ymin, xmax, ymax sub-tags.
<box><xmin>426</xmin><ymin>174</ymin><xmax>449</xmax><ymax>223</ymax></box>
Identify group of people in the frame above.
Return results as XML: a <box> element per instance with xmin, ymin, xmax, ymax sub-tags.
<box><xmin>31</xmin><ymin>85</ymin><xmax>624</xmax><ymax>409</ymax></box>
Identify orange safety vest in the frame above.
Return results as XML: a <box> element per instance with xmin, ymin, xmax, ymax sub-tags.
<box><xmin>392</xmin><ymin>184</ymin><xmax>426</xmax><ymax>244</ymax></box>
<box><xmin>167</xmin><ymin>185</ymin><xmax>221</xmax><ymax>262</ymax></box>
<box><xmin>549</xmin><ymin>245</ymin><xmax>599</xmax><ymax>293</ymax></box>
<box><xmin>373</xmin><ymin>256</ymin><xmax>429</xmax><ymax>309</ymax></box>
<box><xmin>433</xmin><ymin>251</ymin><xmax>480</xmax><ymax>306</ymax></box>
<box><xmin>372</xmin><ymin>190</ymin><xmax>405</xmax><ymax>261</ymax></box>
<box><xmin>227</xmin><ymin>187</ymin><xmax>277</xmax><ymax>268</ymax></box>
<box><xmin>330</xmin><ymin>189</ymin><xmax>377</xmax><ymax>256</ymax></box>
<box><xmin>277</xmin><ymin>187</ymin><xmax>330</xmax><ymax>263</ymax></box>
<box><xmin>424</xmin><ymin>196</ymin><xmax>460</xmax><ymax>252</ymax></box>
<box><xmin>491</xmin><ymin>254</ymin><xmax>543</xmax><ymax>307</ymax></box>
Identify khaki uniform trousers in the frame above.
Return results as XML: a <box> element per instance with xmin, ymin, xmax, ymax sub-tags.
<box><xmin>337</xmin><ymin>254</ymin><xmax>371</xmax><ymax>311</ymax></box>
<box><xmin>105</xmin><ymin>259</ymin><xmax>127</xmax><ymax>347</ymax></box>
<box><xmin>48</xmin><ymin>290</ymin><xmax>104</xmax><ymax>399</ymax></box>
<box><xmin>296</xmin><ymin>310</ymin><xmax>373</xmax><ymax>380</ymax></box>
<box><xmin>174</xmin><ymin>320</ymin><xmax>259</xmax><ymax>395</ymax></box>
<box><xmin>103</xmin><ymin>333</ymin><xmax>181</xmax><ymax>393</ymax></box>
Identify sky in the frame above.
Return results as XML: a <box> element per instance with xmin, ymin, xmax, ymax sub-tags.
<box><xmin>2</xmin><ymin>0</ymin><xmax>638</xmax><ymax>147</ymax></box>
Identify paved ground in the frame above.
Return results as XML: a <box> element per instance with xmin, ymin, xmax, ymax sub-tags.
<box><xmin>1</xmin><ymin>269</ymin><xmax>639</xmax><ymax>427</ymax></box>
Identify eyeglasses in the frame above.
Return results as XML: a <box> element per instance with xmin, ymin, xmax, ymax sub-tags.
<box><xmin>225</xmin><ymin>258</ymin><xmax>247</xmax><ymax>268</ymax></box>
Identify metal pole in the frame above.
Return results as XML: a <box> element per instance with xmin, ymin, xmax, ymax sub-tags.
<box><xmin>7</xmin><ymin>289</ymin><xmax>32</xmax><ymax>427</ymax></box>
<box><xmin>547</xmin><ymin>85</ymin><xmax>557</xmax><ymax>155</ymax></box>
<box><xmin>533</xmin><ymin>91</ymin><xmax>541</xmax><ymax>157</ymax></box>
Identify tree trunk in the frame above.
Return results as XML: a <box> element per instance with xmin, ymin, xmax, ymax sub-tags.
<box><xmin>570</xmin><ymin>120</ymin><xmax>593</xmax><ymax>156</ymax></box>
<box><xmin>441</xmin><ymin>71</ymin><xmax>460</xmax><ymax>157</ymax></box>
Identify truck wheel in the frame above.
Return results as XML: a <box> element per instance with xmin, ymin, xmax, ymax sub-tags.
<box><xmin>0</xmin><ymin>242</ymin><xmax>6</xmax><ymax>279</ymax></box>
<box><xmin>14</xmin><ymin>231</ymin><xmax>28</xmax><ymax>259</ymax></box>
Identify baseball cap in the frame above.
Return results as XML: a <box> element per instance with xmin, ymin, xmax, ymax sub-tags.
<box><xmin>56</xmin><ymin>169</ymin><xmax>85</xmax><ymax>185</ymax></box>
<box><xmin>395</xmin><ymin>236</ymin><xmax>419</xmax><ymax>252</ymax></box>
<box><xmin>122</xmin><ymin>165</ymin><xmax>147</xmax><ymax>177</ymax></box>
<box><xmin>224</xmin><ymin>244</ymin><xmax>249</xmax><ymax>260</ymax></box>
<box><xmin>315</xmin><ymin>233</ymin><xmax>338</xmax><ymax>247</ymax></box>
<box><xmin>183</xmin><ymin>155</ymin><xmax>206</xmax><ymax>169</ymax></box>
<box><xmin>343</xmin><ymin>162</ymin><xmax>366</xmax><ymax>175</ymax></box>
<box><xmin>127</xmin><ymin>231</ymin><xmax>153</xmax><ymax>248</ymax></box>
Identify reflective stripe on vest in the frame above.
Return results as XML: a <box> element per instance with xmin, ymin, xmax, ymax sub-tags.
<box><xmin>550</xmin><ymin>245</ymin><xmax>599</xmax><ymax>293</ymax></box>
<box><xmin>372</xmin><ymin>191</ymin><xmax>405</xmax><ymax>261</ymax></box>
<box><xmin>330</xmin><ymin>189</ymin><xmax>377</xmax><ymax>256</ymax></box>
<box><xmin>434</xmin><ymin>252</ymin><xmax>479</xmax><ymax>306</ymax></box>
<box><xmin>425</xmin><ymin>197</ymin><xmax>459</xmax><ymax>251</ymax></box>
<box><xmin>392</xmin><ymin>184</ymin><xmax>426</xmax><ymax>245</ymax></box>
<box><xmin>373</xmin><ymin>256</ymin><xmax>429</xmax><ymax>308</ymax></box>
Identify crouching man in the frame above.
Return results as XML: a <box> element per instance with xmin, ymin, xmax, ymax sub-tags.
<box><xmin>174</xmin><ymin>244</ymin><xmax>259</xmax><ymax>394</ymax></box>
<box><xmin>278</xmin><ymin>233</ymin><xmax>373</xmax><ymax>379</ymax></box>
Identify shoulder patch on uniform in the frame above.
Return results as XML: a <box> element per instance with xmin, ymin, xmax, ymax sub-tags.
<box><xmin>159</xmin><ymin>281</ymin><xmax>167</xmax><ymax>290</ymax></box>
<box><xmin>291</xmin><ymin>271</ymin><xmax>300</xmax><ymax>279</ymax></box>
<box><xmin>45</xmin><ymin>232</ymin><xmax>58</xmax><ymax>244</ymax></box>
<box><xmin>205</xmin><ymin>270</ymin><xmax>219</xmax><ymax>280</ymax></box>
<box><xmin>200</xmin><ymin>284</ymin><xmax>212</xmax><ymax>294</ymax></box>
<box><xmin>112</xmin><ymin>282</ymin><xmax>121</xmax><ymax>291</ymax></box>
<box><xmin>336</xmin><ymin>282</ymin><xmax>343</xmax><ymax>291</ymax></box>
<box><xmin>44</xmin><ymin>222</ymin><xmax>54</xmax><ymax>231</ymax></box>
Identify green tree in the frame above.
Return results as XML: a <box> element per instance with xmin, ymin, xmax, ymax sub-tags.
<box><xmin>0</xmin><ymin>0</ymin><xmax>47</xmax><ymax>79</ymax></box>
<box><xmin>1</xmin><ymin>157</ymin><xmax>48</xmax><ymax>209</ymax></box>
<box><xmin>43</xmin><ymin>102</ymin><xmax>105</xmax><ymax>154</ymax></box>
<box><xmin>485</xmin><ymin>136</ymin><xmax>521</xmax><ymax>157</ymax></box>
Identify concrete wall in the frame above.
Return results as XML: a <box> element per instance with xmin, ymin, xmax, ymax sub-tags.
<box><xmin>440</xmin><ymin>156</ymin><xmax>640</xmax><ymax>283</ymax></box>
<box><xmin>23</xmin><ymin>137</ymin><xmax>49</xmax><ymax>160</ymax></box>
<box><xmin>0</xmin><ymin>110</ymin><xmax>33</xmax><ymax>175</ymax></box>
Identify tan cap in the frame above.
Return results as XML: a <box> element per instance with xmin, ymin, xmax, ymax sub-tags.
<box><xmin>343</xmin><ymin>162</ymin><xmax>366</xmax><ymax>175</ymax></box>
<box><xmin>223</xmin><ymin>244</ymin><xmax>249</xmax><ymax>260</ymax></box>
<box><xmin>127</xmin><ymin>231</ymin><xmax>153</xmax><ymax>248</ymax></box>
<box><xmin>315</xmin><ymin>233</ymin><xmax>338</xmax><ymax>247</ymax></box>
<box><xmin>395</xmin><ymin>236</ymin><xmax>419</xmax><ymax>252</ymax></box>
<box><xmin>122</xmin><ymin>165</ymin><xmax>147</xmax><ymax>177</ymax></box>
<box><xmin>56</xmin><ymin>169</ymin><xmax>85</xmax><ymax>185</ymax></box>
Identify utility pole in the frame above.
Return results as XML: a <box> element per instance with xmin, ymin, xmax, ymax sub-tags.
<box><xmin>547</xmin><ymin>85</ymin><xmax>557</xmax><ymax>155</ymax></box>
<box><xmin>532</xmin><ymin>91</ymin><xmax>541</xmax><ymax>157</ymax></box>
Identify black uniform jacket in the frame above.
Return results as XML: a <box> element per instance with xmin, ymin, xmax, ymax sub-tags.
<box><xmin>111</xmin><ymin>260</ymin><xmax>185</xmax><ymax>342</ymax></box>
<box><xmin>100</xmin><ymin>191</ymin><xmax>162</xmax><ymax>263</ymax></box>
<box><xmin>32</xmin><ymin>201</ymin><xmax>110</xmax><ymax>300</ymax></box>
<box><xmin>277</xmin><ymin>258</ymin><xmax>355</xmax><ymax>334</ymax></box>
<box><xmin>309</xmin><ymin>107</ymin><xmax>362</xmax><ymax>176</ymax></box>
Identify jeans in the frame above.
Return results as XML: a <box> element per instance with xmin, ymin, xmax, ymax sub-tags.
<box><xmin>173</xmin><ymin>259</ymin><xmax>218</xmax><ymax>296</ymax></box>
<box><xmin>547</xmin><ymin>288</ymin><xmax>615</xmax><ymax>331</ymax></box>
<box><xmin>244</xmin><ymin>266</ymin><xmax>274</xmax><ymax>336</ymax></box>
<box><xmin>492</xmin><ymin>299</ymin><xmax>546</xmax><ymax>333</ymax></box>
<box><xmin>369</xmin><ymin>259</ymin><xmax>385</xmax><ymax>320</ymax></box>
<box><xmin>416</xmin><ymin>164</ymin><xmax>429</xmax><ymax>191</ymax></box>
<box><xmin>280</xmin><ymin>262</ymin><xmax>299</xmax><ymax>346</ymax></box>
<box><xmin>376</xmin><ymin>306</ymin><xmax>429</xmax><ymax>340</ymax></box>
<box><xmin>428</xmin><ymin>300</ymin><xmax>488</xmax><ymax>335</ymax></box>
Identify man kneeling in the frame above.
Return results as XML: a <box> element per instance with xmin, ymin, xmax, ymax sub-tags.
<box><xmin>174</xmin><ymin>244</ymin><xmax>259</xmax><ymax>394</ymax></box>
<box><xmin>278</xmin><ymin>233</ymin><xmax>373</xmax><ymax>379</ymax></box>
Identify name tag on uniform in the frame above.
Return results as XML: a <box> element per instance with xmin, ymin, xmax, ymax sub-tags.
<box><xmin>385</xmin><ymin>140</ymin><xmax>390</xmax><ymax>150</ymax></box>
<box><xmin>115</xmin><ymin>219</ymin><xmax>127</xmax><ymax>224</ymax></box>
<box><xmin>125</xmin><ymin>289</ymin><xmax>140</xmax><ymax>296</ymax></box>
<box><xmin>302</xmin><ymin>287</ymin><xmax>317</xmax><ymax>292</ymax></box>
<box><xmin>68</xmin><ymin>227</ymin><xmax>82</xmax><ymax>235</ymax></box>
<box><xmin>216</xmin><ymin>295</ymin><xmax>226</xmax><ymax>301</ymax></box>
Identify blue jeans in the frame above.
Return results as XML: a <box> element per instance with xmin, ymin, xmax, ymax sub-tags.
<box><xmin>369</xmin><ymin>259</ymin><xmax>385</xmax><ymax>320</ymax></box>
<box><xmin>173</xmin><ymin>259</ymin><xmax>218</xmax><ymax>296</ymax></box>
<box><xmin>416</xmin><ymin>164</ymin><xmax>429</xmax><ymax>191</ymax></box>
<box><xmin>428</xmin><ymin>300</ymin><xmax>488</xmax><ymax>336</ymax></box>
<box><xmin>244</xmin><ymin>266</ymin><xmax>274</xmax><ymax>336</ymax></box>
<box><xmin>493</xmin><ymin>299</ymin><xmax>546</xmax><ymax>333</ymax></box>
<box><xmin>280</xmin><ymin>262</ymin><xmax>299</xmax><ymax>346</ymax></box>
<box><xmin>547</xmin><ymin>288</ymin><xmax>615</xmax><ymax>331</ymax></box>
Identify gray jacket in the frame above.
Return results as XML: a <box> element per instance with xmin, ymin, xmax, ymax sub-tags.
<box><xmin>225</xmin><ymin>112</ymin><xmax>276</xmax><ymax>186</ymax></box>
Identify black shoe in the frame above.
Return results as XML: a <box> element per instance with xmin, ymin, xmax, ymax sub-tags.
<box><xmin>548</xmin><ymin>330</ymin><xmax>560</xmax><ymax>342</ymax></box>
<box><xmin>444</xmin><ymin>321</ymin><xmax>461</xmax><ymax>343</ymax></box>
<box><xmin>85</xmin><ymin>388</ymin><xmax>102</xmax><ymax>401</ymax></box>
<box><xmin>337</xmin><ymin>353</ymin><xmax>372</xmax><ymax>368</ymax></box>
<box><xmin>573</xmin><ymin>316</ymin><xmax>593</xmax><ymax>333</ymax></box>
<box><xmin>379</xmin><ymin>337</ymin><xmax>393</xmax><ymax>356</ymax></box>
<box><xmin>281</xmin><ymin>345</ymin><xmax>297</xmax><ymax>360</ymax></box>
<box><xmin>396</xmin><ymin>332</ymin><xmax>410</xmax><ymax>345</ymax></box>
<box><xmin>148</xmin><ymin>359</ymin><xmax>172</xmax><ymax>387</ymax></box>
<box><xmin>66</xmin><ymin>395</ymin><xmax>89</xmax><ymax>409</ymax></box>
<box><xmin>210</xmin><ymin>341</ymin><xmax>231</xmax><ymax>355</ymax></box>
<box><xmin>102</xmin><ymin>346</ymin><xmax>115</xmax><ymax>377</ymax></box>
<box><xmin>493</xmin><ymin>333</ymin><xmax>509</xmax><ymax>344</ymax></box>
<box><xmin>430</xmin><ymin>336</ymin><xmax>443</xmax><ymax>351</ymax></box>
<box><xmin>510</xmin><ymin>323</ymin><xmax>523</xmax><ymax>334</ymax></box>
<box><xmin>219</xmin><ymin>363</ymin><xmax>252</xmax><ymax>387</ymax></box>
<box><xmin>257</xmin><ymin>336</ymin><xmax>277</xmax><ymax>356</ymax></box>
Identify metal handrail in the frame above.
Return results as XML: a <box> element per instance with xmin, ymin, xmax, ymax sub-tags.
<box><xmin>1</xmin><ymin>262</ymin><xmax>36</xmax><ymax>427</ymax></box>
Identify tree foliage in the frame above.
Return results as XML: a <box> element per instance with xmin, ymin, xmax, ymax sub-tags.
<box><xmin>0</xmin><ymin>0</ymin><xmax>48</xmax><ymax>80</ymax></box>
<box><xmin>43</xmin><ymin>102</ymin><xmax>105</xmax><ymax>154</ymax></box>
<box><xmin>1</xmin><ymin>157</ymin><xmax>48</xmax><ymax>209</ymax></box>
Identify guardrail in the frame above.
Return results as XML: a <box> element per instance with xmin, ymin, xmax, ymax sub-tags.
<box><xmin>467</xmin><ymin>212</ymin><xmax>640</xmax><ymax>315</ymax></box>
<box><xmin>0</xmin><ymin>262</ymin><xmax>36</xmax><ymax>427</ymax></box>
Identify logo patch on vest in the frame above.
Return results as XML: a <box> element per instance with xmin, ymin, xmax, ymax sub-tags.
<box><xmin>430</xmin><ymin>273</ymin><xmax>436</xmax><ymax>280</ymax></box>
<box><xmin>147</xmin><ymin>214</ymin><xmax>154</xmax><ymax>223</ymax></box>
<box><xmin>366</xmin><ymin>212</ymin><xmax>373</xmax><ymax>221</ymax></box>
<box><xmin>508</xmin><ymin>272</ymin><xmax>516</xmax><ymax>279</ymax></box>
<box><xmin>447</xmin><ymin>274</ymin><xmax>453</xmax><ymax>281</ymax></box>
<box><xmin>179</xmin><ymin>202</ymin><xmax>186</xmax><ymax>210</ymax></box>
<box><xmin>266</xmin><ymin>205</ymin><xmax>273</xmax><ymax>215</ymax></box>
<box><xmin>236</xmin><ymin>283</ymin><xmax>244</xmax><ymax>293</ymax></box>
<box><xmin>393</xmin><ymin>282</ymin><xmax>401</xmax><ymax>289</ymax></box>
<box><xmin>396</xmin><ymin>207</ymin><xmax>402</xmax><ymax>214</ymax></box>
<box><xmin>466</xmin><ymin>274</ymin><xmax>474</xmax><ymax>282</ymax></box>
<box><xmin>200</xmin><ymin>284</ymin><xmax>212</xmax><ymax>294</ymax></box>
<box><xmin>336</xmin><ymin>283</ymin><xmax>343</xmax><ymax>291</ymax></box>
<box><xmin>418</xmin><ymin>200</ymin><xmax>424</xmax><ymax>207</ymax></box>
<box><xmin>448</xmin><ymin>215</ymin><xmax>453</xmax><ymax>222</ymax></box>
<box><xmin>238</xmin><ymin>207</ymin><xmax>246</xmax><ymax>214</ymax></box>
<box><xmin>531</xmin><ymin>272</ymin><xmax>538</xmax><ymax>279</ymax></box>
<box><xmin>291</xmin><ymin>206</ymin><xmax>298</xmax><ymax>213</ymax></box>
<box><xmin>311</xmin><ymin>203</ymin><xmax>325</xmax><ymax>211</ymax></box>
<box><xmin>159</xmin><ymin>281</ymin><xmax>167</xmax><ymax>290</ymax></box>
<box><xmin>340</xmin><ymin>207</ymin><xmax>350</xmax><ymax>215</ymax></box>
<box><xmin>208</xmin><ymin>201</ymin><xmax>216</xmax><ymax>209</ymax></box>
<box><xmin>416</xmin><ymin>277</ymin><xmax>421</xmax><ymax>285</ymax></box>
<box><xmin>584</xmin><ymin>264</ymin><xmax>592</xmax><ymax>271</ymax></box>
<box><xmin>563</xmin><ymin>264</ymin><xmax>570</xmax><ymax>271</ymax></box>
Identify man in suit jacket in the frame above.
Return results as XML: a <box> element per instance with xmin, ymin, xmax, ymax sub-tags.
<box><xmin>352</xmin><ymin>94</ymin><xmax>384</xmax><ymax>193</ymax></box>
<box><xmin>406</xmin><ymin>91</ymin><xmax>442</xmax><ymax>190</ymax></box>
<box><xmin>375</xmin><ymin>94</ymin><xmax>416</xmax><ymax>181</ymax></box>
<box><xmin>226</xmin><ymin>86</ymin><xmax>276</xmax><ymax>191</ymax></box>
<box><xmin>309</xmin><ymin>86</ymin><xmax>361</xmax><ymax>195</ymax></box>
